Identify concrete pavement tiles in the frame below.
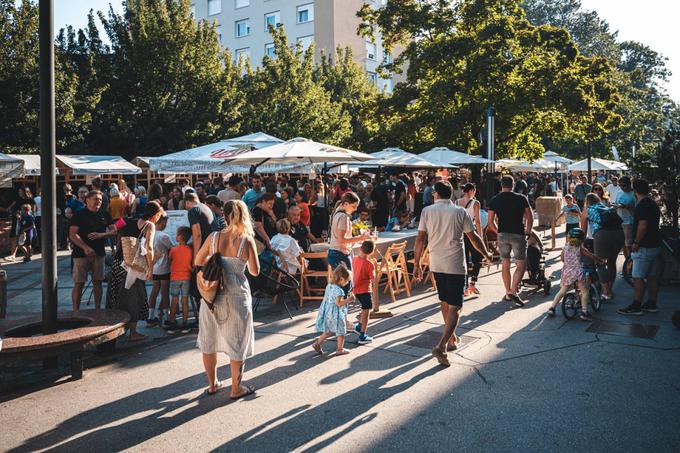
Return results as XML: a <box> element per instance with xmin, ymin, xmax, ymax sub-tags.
<box><xmin>1</xmin><ymin>238</ymin><xmax>679</xmax><ymax>451</ymax></box>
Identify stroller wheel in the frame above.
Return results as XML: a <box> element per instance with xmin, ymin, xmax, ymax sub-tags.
<box><xmin>543</xmin><ymin>280</ymin><xmax>551</xmax><ymax>296</ymax></box>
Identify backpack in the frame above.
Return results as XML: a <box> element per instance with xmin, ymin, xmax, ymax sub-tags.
<box><xmin>197</xmin><ymin>232</ymin><xmax>224</xmax><ymax>309</ymax></box>
<box><xmin>598</xmin><ymin>206</ymin><xmax>623</xmax><ymax>230</ymax></box>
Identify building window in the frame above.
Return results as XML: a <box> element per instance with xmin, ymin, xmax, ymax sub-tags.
<box><xmin>190</xmin><ymin>3</ymin><xmax>196</xmax><ymax>17</ymax></box>
<box><xmin>297</xmin><ymin>3</ymin><xmax>314</xmax><ymax>23</ymax></box>
<box><xmin>235</xmin><ymin>19</ymin><xmax>250</xmax><ymax>37</ymax></box>
<box><xmin>382</xmin><ymin>49</ymin><xmax>392</xmax><ymax>64</ymax></box>
<box><xmin>235</xmin><ymin>0</ymin><xmax>249</xmax><ymax>8</ymax></box>
<box><xmin>366</xmin><ymin>41</ymin><xmax>377</xmax><ymax>61</ymax></box>
<box><xmin>264</xmin><ymin>11</ymin><xmax>280</xmax><ymax>30</ymax></box>
<box><xmin>216</xmin><ymin>25</ymin><xmax>222</xmax><ymax>42</ymax></box>
<box><xmin>367</xmin><ymin>71</ymin><xmax>377</xmax><ymax>84</ymax></box>
<box><xmin>265</xmin><ymin>43</ymin><xmax>276</xmax><ymax>58</ymax></box>
<box><xmin>208</xmin><ymin>0</ymin><xmax>221</xmax><ymax>16</ymax></box>
<box><xmin>297</xmin><ymin>35</ymin><xmax>314</xmax><ymax>52</ymax></box>
<box><xmin>383</xmin><ymin>78</ymin><xmax>393</xmax><ymax>93</ymax></box>
<box><xmin>235</xmin><ymin>47</ymin><xmax>250</xmax><ymax>62</ymax></box>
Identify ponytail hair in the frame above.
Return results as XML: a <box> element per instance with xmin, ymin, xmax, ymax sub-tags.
<box><xmin>334</xmin><ymin>192</ymin><xmax>360</xmax><ymax>215</ymax></box>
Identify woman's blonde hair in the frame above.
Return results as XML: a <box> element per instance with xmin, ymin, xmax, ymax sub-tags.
<box><xmin>585</xmin><ymin>193</ymin><xmax>601</xmax><ymax>208</ymax></box>
<box><xmin>330</xmin><ymin>263</ymin><xmax>351</xmax><ymax>285</ymax></box>
<box><xmin>223</xmin><ymin>200</ymin><xmax>254</xmax><ymax>238</ymax></box>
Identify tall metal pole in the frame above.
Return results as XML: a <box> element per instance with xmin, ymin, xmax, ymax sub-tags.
<box><xmin>486</xmin><ymin>106</ymin><xmax>495</xmax><ymax>206</ymax></box>
<box><xmin>39</xmin><ymin>0</ymin><xmax>58</xmax><ymax>335</ymax></box>
<box><xmin>587</xmin><ymin>143</ymin><xmax>592</xmax><ymax>183</ymax></box>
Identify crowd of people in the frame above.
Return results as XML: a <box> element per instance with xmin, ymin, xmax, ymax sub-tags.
<box><xmin>0</xmin><ymin>165</ymin><xmax>668</xmax><ymax>393</ymax></box>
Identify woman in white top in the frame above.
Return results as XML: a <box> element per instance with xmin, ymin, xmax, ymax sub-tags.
<box><xmin>456</xmin><ymin>183</ymin><xmax>484</xmax><ymax>294</ymax></box>
<box><xmin>194</xmin><ymin>200</ymin><xmax>260</xmax><ymax>399</ymax></box>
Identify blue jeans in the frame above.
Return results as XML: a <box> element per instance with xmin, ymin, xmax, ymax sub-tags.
<box><xmin>328</xmin><ymin>249</ymin><xmax>352</xmax><ymax>295</ymax></box>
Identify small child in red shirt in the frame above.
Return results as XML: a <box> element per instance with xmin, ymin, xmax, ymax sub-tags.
<box><xmin>352</xmin><ymin>240</ymin><xmax>376</xmax><ymax>344</ymax></box>
<box><xmin>166</xmin><ymin>226</ymin><xmax>193</xmax><ymax>334</ymax></box>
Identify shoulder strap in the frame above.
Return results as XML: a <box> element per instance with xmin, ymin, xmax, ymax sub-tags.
<box><xmin>237</xmin><ymin>236</ymin><xmax>247</xmax><ymax>259</ymax></box>
<box><xmin>465</xmin><ymin>199</ymin><xmax>473</xmax><ymax>209</ymax></box>
<box><xmin>210</xmin><ymin>231</ymin><xmax>219</xmax><ymax>256</ymax></box>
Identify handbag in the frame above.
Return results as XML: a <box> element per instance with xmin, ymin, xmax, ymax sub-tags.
<box><xmin>121</xmin><ymin>223</ymin><xmax>150</xmax><ymax>274</ymax></box>
<box><xmin>197</xmin><ymin>232</ymin><xmax>224</xmax><ymax>309</ymax></box>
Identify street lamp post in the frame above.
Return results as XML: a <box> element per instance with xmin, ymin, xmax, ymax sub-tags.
<box><xmin>39</xmin><ymin>0</ymin><xmax>58</xmax><ymax>338</ymax></box>
<box><xmin>486</xmin><ymin>106</ymin><xmax>495</xmax><ymax>206</ymax></box>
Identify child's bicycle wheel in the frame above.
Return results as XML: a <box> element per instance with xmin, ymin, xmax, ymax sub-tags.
<box><xmin>561</xmin><ymin>292</ymin><xmax>579</xmax><ymax>319</ymax></box>
<box><xmin>589</xmin><ymin>283</ymin><xmax>602</xmax><ymax>312</ymax></box>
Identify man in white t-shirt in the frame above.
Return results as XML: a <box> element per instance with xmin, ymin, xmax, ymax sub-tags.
<box><xmin>606</xmin><ymin>176</ymin><xmax>622</xmax><ymax>203</ymax></box>
<box><xmin>414</xmin><ymin>181</ymin><xmax>492</xmax><ymax>367</ymax></box>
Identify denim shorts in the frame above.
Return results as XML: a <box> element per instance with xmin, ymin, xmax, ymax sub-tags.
<box><xmin>631</xmin><ymin>247</ymin><xmax>661</xmax><ymax>279</ymax></box>
<box><xmin>170</xmin><ymin>279</ymin><xmax>191</xmax><ymax>297</ymax></box>
<box><xmin>327</xmin><ymin>249</ymin><xmax>352</xmax><ymax>271</ymax></box>
<box><xmin>497</xmin><ymin>233</ymin><xmax>527</xmax><ymax>261</ymax></box>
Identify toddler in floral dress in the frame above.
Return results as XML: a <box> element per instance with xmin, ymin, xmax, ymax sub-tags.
<box><xmin>312</xmin><ymin>264</ymin><xmax>354</xmax><ymax>356</ymax></box>
<box><xmin>546</xmin><ymin>228</ymin><xmax>604</xmax><ymax>321</ymax></box>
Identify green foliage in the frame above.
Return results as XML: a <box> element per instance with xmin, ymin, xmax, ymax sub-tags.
<box><xmin>315</xmin><ymin>47</ymin><xmax>382</xmax><ymax>150</ymax></box>
<box><xmin>240</xmin><ymin>26</ymin><xmax>351</xmax><ymax>146</ymax></box>
<box><xmin>359</xmin><ymin>0</ymin><xmax>621</xmax><ymax>160</ymax></box>
<box><xmin>88</xmin><ymin>0</ymin><xmax>243</xmax><ymax>159</ymax></box>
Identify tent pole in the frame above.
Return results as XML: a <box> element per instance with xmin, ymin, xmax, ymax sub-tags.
<box><xmin>39</xmin><ymin>0</ymin><xmax>58</xmax><ymax>342</ymax></box>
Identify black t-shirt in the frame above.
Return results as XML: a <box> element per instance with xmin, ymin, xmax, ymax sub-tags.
<box><xmin>188</xmin><ymin>203</ymin><xmax>216</xmax><ymax>248</ymax></box>
<box><xmin>633</xmin><ymin>197</ymin><xmax>662</xmax><ymax>248</ymax></box>
<box><xmin>273</xmin><ymin>196</ymin><xmax>287</xmax><ymax>220</ymax></box>
<box><xmin>290</xmin><ymin>222</ymin><xmax>311</xmax><ymax>252</ymax></box>
<box><xmin>514</xmin><ymin>179</ymin><xmax>528</xmax><ymax>195</ymax></box>
<box><xmin>252</xmin><ymin>206</ymin><xmax>277</xmax><ymax>241</ymax></box>
<box><xmin>489</xmin><ymin>191</ymin><xmax>530</xmax><ymax>235</ymax></box>
<box><xmin>70</xmin><ymin>208</ymin><xmax>113</xmax><ymax>257</ymax></box>
<box><xmin>372</xmin><ymin>183</ymin><xmax>390</xmax><ymax>211</ymax></box>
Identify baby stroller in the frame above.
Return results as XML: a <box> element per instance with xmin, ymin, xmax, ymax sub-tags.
<box><xmin>521</xmin><ymin>231</ymin><xmax>552</xmax><ymax>295</ymax></box>
<box><xmin>247</xmin><ymin>249</ymin><xmax>300</xmax><ymax>319</ymax></box>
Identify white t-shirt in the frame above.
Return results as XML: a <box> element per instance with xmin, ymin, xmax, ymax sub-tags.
<box><xmin>271</xmin><ymin>233</ymin><xmax>302</xmax><ymax>274</ymax></box>
<box><xmin>217</xmin><ymin>188</ymin><xmax>241</xmax><ymax>204</ymax></box>
<box><xmin>418</xmin><ymin>199</ymin><xmax>475</xmax><ymax>275</ymax></box>
<box><xmin>153</xmin><ymin>231</ymin><xmax>174</xmax><ymax>275</ymax></box>
<box><xmin>606</xmin><ymin>184</ymin><xmax>621</xmax><ymax>203</ymax></box>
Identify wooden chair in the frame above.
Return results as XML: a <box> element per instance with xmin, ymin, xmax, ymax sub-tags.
<box><xmin>299</xmin><ymin>251</ymin><xmax>331</xmax><ymax>307</ymax></box>
<box><xmin>376</xmin><ymin>241</ymin><xmax>411</xmax><ymax>303</ymax></box>
<box><xmin>408</xmin><ymin>247</ymin><xmax>437</xmax><ymax>291</ymax></box>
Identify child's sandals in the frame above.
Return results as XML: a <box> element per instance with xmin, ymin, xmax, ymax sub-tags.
<box><xmin>311</xmin><ymin>341</ymin><xmax>324</xmax><ymax>356</ymax></box>
<box><xmin>335</xmin><ymin>349</ymin><xmax>350</xmax><ymax>356</ymax></box>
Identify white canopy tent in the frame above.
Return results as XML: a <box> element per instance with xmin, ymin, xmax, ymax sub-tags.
<box><xmin>497</xmin><ymin>158</ymin><xmax>557</xmax><ymax>172</ymax></box>
<box><xmin>226</xmin><ymin>137</ymin><xmax>374</xmax><ymax>168</ymax></box>
<box><xmin>149</xmin><ymin>132</ymin><xmax>293</xmax><ymax>174</ymax></box>
<box><xmin>363</xmin><ymin>148</ymin><xmax>445</xmax><ymax>168</ymax></box>
<box><xmin>0</xmin><ymin>153</ymin><xmax>25</xmax><ymax>186</ymax></box>
<box><xmin>14</xmin><ymin>154</ymin><xmax>59</xmax><ymax>176</ymax></box>
<box><xmin>419</xmin><ymin>147</ymin><xmax>493</xmax><ymax>166</ymax></box>
<box><xmin>568</xmin><ymin>158</ymin><xmax>628</xmax><ymax>171</ymax></box>
<box><xmin>543</xmin><ymin>151</ymin><xmax>573</xmax><ymax>165</ymax></box>
<box><xmin>57</xmin><ymin>155</ymin><xmax>142</xmax><ymax>175</ymax></box>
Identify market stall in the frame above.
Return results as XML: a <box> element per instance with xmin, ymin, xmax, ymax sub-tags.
<box><xmin>56</xmin><ymin>155</ymin><xmax>142</xmax><ymax>185</ymax></box>
<box><xmin>419</xmin><ymin>147</ymin><xmax>493</xmax><ymax>166</ymax></box>
<box><xmin>0</xmin><ymin>153</ymin><xmax>25</xmax><ymax>188</ymax></box>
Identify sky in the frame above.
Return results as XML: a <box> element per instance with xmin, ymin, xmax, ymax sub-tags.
<box><xmin>53</xmin><ymin>0</ymin><xmax>680</xmax><ymax>102</ymax></box>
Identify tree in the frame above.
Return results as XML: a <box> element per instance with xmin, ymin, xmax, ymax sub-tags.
<box><xmin>89</xmin><ymin>0</ymin><xmax>243</xmax><ymax>159</ymax></box>
<box><xmin>358</xmin><ymin>0</ymin><xmax>621</xmax><ymax>160</ymax></box>
<box><xmin>315</xmin><ymin>47</ymin><xmax>382</xmax><ymax>150</ymax></box>
<box><xmin>240</xmin><ymin>26</ymin><xmax>351</xmax><ymax>145</ymax></box>
<box><xmin>0</xmin><ymin>0</ymin><xmax>83</xmax><ymax>153</ymax></box>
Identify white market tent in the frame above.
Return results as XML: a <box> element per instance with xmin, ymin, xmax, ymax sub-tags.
<box><xmin>0</xmin><ymin>153</ymin><xmax>25</xmax><ymax>185</ymax></box>
<box><xmin>149</xmin><ymin>132</ymin><xmax>290</xmax><ymax>174</ymax></box>
<box><xmin>568</xmin><ymin>157</ymin><xmax>628</xmax><ymax>171</ymax></box>
<box><xmin>14</xmin><ymin>154</ymin><xmax>59</xmax><ymax>176</ymax></box>
<box><xmin>543</xmin><ymin>151</ymin><xmax>573</xmax><ymax>165</ymax></box>
<box><xmin>364</xmin><ymin>148</ymin><xmax>444</xmax><ymax>168</ymax></box>
<box><xmin>226</xmin><ymin>137</ymin><xmax>374</xmax><ymax>167</ymax></box>
<box><xmin>57</xmin><ymin>155</ymin><xmax>142</xmax><ymax>175</ymax></box>
<box><xmin>419</xmin><ymin>147</ymin><xmax>493</xmax><ymax>166</ymax></box>
<box><xmin>497</xmin><ymin>158</ymin><xmax>556</xmax><ymax>172</ymax></box>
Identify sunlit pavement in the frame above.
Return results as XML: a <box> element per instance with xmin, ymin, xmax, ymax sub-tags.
<box><xmin>1</xmin><ymin>233</ymin><xmax>679</xmax><ymax>452</ymax></box>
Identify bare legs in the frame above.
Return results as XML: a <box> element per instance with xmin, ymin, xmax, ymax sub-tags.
<box><xmin>202</xmin><ymin>353</ymin><xmax>251</xmax><ymax>397</ymax></box>
<box><xmin>501</xmin><ymin>258</ymin><xmax>526</xmax><ymax>296</ymax></box>
<box><xmin>440</xmin><ymin>301</ymin><xmax>459</xmax><ymax>345</ymax></box>
<box><xmin>71</xmin><ymin>280</ymin><xmax>102</xmax><ymax>310</ymax></box>
<box><xmin>436</xmin><ymin>304</ymin><xmax>462</xmax><ymax>353</ymax></box>
<box><xmin>313</xmin><ymin>332</ymin><xmax>349</xmax><ymax>355</ymax></box>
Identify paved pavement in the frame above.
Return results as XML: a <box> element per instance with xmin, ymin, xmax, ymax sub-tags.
<box><xmin>1</xmin><ymin>232</ymin><xmax>680</xmax><ymax>452</ymax></box>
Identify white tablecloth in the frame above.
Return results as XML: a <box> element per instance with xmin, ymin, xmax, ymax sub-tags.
<box><xmin>310</xmin><ymin>230</ymin><xmax>419</xmax><ymax>257</ymax></box>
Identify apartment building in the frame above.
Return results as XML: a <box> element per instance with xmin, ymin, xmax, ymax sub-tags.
<box><xmin>192</xmin><ymin>0</ymin><xmax>396</xmax><ymax>93</ymax></box>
